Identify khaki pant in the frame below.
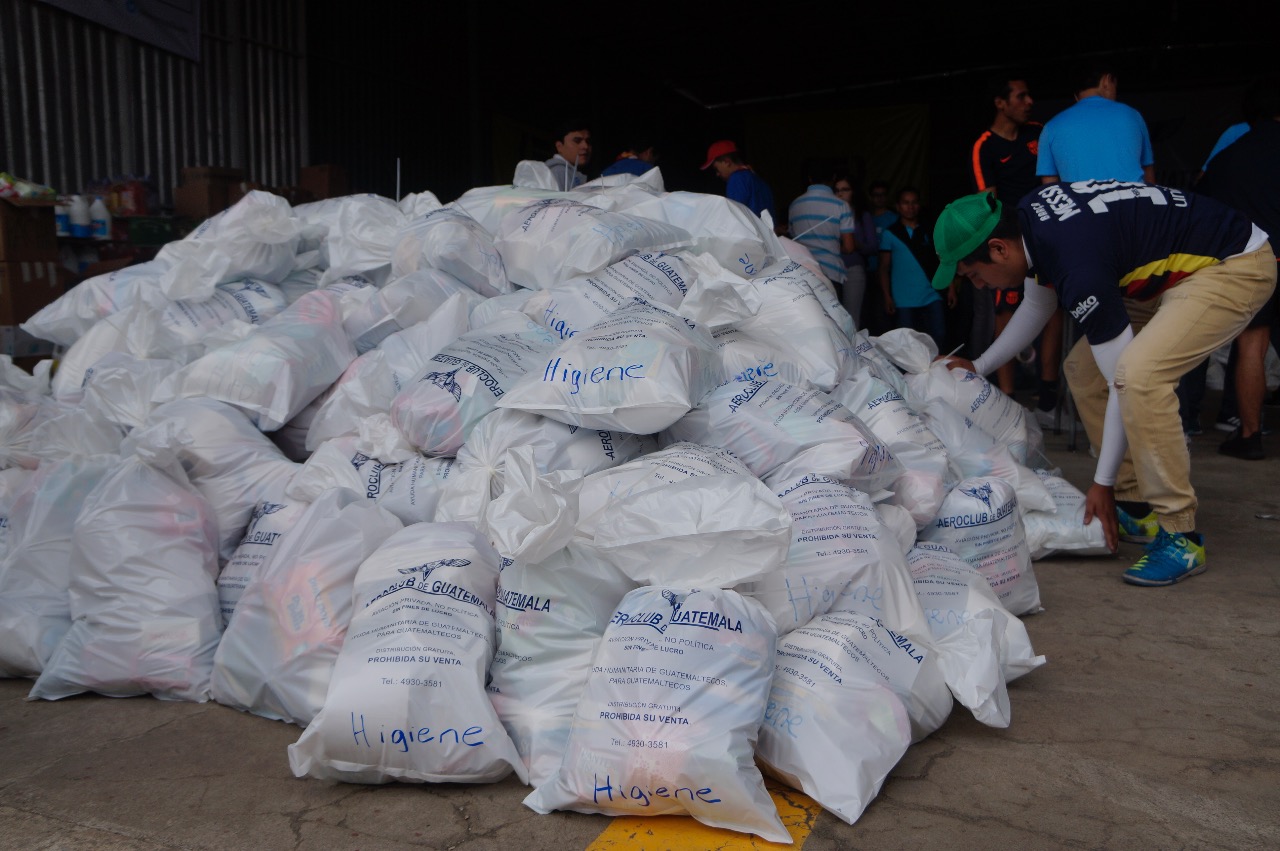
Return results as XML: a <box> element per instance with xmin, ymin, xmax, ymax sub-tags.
<box><xmin>1063</xmin><ymin>244</ymin><xmax>1277</xmax><ymax>533</ymax></box>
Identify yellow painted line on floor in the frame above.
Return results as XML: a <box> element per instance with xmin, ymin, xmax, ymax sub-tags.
<box><xmin>586</xmin><ymin>779</ymin><xmax>822</xmax><ymax>850</ymax></box>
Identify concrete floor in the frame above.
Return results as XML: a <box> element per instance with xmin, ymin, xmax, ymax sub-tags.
<box><xmin>1</xmin><ymin>425</ymin><xmax>1278</xmax><ymax>851</ymax></box>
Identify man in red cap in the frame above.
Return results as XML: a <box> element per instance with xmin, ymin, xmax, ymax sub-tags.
<box><xmin>702</xmin><ymin>140</ymin><xmax>775</xmax><ymax>220</ymax></box>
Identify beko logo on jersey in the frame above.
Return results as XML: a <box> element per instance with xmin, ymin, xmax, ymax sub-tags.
<box><xmin>1071</xmin><ymin>295</ymin><xmax>1099</xmax><ymax>322</ymax></box>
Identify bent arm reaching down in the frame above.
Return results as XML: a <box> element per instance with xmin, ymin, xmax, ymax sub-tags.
<box><xmin>1087</xmin><ymin>326</ymin><xmax>1134</xmax><ymax>488</ymax></box>
<box><xmin>1081</xmin><ymin>326</ymin><xmax>1135</xmax><ymax>551</ymax></box>
<box><xmin>968</xmin><ymin>277</ymin><xmax>1058</xmax><ymax>375</ymax></box>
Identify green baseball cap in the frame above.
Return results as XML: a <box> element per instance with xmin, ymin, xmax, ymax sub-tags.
<box><xmin>931</xmin><ymin>191</ymin><xmax>1003</xmax><ymax>290</ymax></box>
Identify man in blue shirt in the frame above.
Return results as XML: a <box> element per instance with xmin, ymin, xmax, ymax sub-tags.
<box><xmin>601</xmin><ymin>139</ymin><xmax>658</xmax><ymax>178</ymax></box>
<box><xmin>931</xmin><ymin>184</ymin><xmax>1275</xmax><ymax>587</ymax></box>
<box><xmin>1036</xmin><ymin>67</ymin><xmax>1155</xmax><ymax>185</ymax></box>
<box><xmin>701</xmin><ymin>140</ymin><xmax>775</xmax><ymax>220</ymax></box>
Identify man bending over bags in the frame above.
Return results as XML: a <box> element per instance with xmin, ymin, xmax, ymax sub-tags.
<box><xmin>930</xmin><ymin>182</ymin><xmax>1275</xmax><ymax>586</ymax></box>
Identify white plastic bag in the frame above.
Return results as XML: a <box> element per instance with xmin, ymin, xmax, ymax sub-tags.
<box><xmin>743</xmin><ymin>473</ymin><xmax>928</xmax><ymax>640</ymax></box>
<box><xmin>521</xmin><ymin>251</ymin><xmax>696</xmax><ymax>341</ymax></box>
<box><xmin>307</xmin><ymin>291</ymin><xmax>477</xmax><ymax>449</ymax></box>
<box><xmin>289</xmin><ymin>435</ymin><xmax>458</xmax><ymax>525</ymax></box>
<box><xmin>20</xmin><ymin>260</ymin><xmax>168</xmax><ymax>347</ymax></box>
<box><xmin>831</xmin><ymin>370</ymin><xmax>952</xmax><ymax>529</ymax></box>
<box><xmin>757</xmin><ymin>618</ymin><xmax>913</xmax><ymax>824</ymax></box>
<box><xmin>52</xmin><ymin>278</ymin><xmax>288</xmax><ymax>398</ymax></box>
<box><xmin>679</xmin><ymin>258</ymin><xmax>849</xmax><ymax>391</ymax></box>
<box><xmin>78</xmin><ymin>353</ymin><xmax>184</xmax><ymax>431</ymax></box>
<box><xmin>447</xmin><ymin>186</ymin><xmax>563</xmax><ymax>236</ymax></box>
<box><xmin>489</xmin><ymin>541</ymin><xmax>636</xmax><ymax>786</ymax></box>
<box><xmin>474</xmin><ymin>451</ymin><xmax>619</xmax><ymax>784</ymax></box>
<box><xmin>625</xmin><ymin>191</ymin><xmax>784</xmax><ymax>280</ymax></box>
<box><xmin>663</xmin><ymin>379</ymin><xmax>899</xmax><ymax>495</ymax></box>
<box><xmin>499</xmin><ymin>299</ymin><xmax>721</xmax><ymax>435</ymax></box>
<box><xmin>494</xmin><ymin>199</ymin><xmax>692</xmax><ymax>290</ymax></box>
<box><xmin>906</xmin><ymin>364</ymin><xmax>1031</xmax><ymax>464</ymax></box>
<box><xmin>784</xmin><ymin>611</ymin><xmax>952</xmax><ymax>742</ymax></box>
<box><xmin>210</xmin><ymin>488</ymin><xmax>404</xmax><ymax>725</ymax></box>
<box><xmin>398</xmin><ymin>190</ymin><xmax>444</xmax><ymax>220</ymax></box>
<box><xmin>753</xmin><ymin>259</ymin><xmax>855</xmax><ymax>354</ymax></box>
<box><xmin>907</xmin><ymin>542</ymin><xmax>1045</xmax><ymax>682</ymax></box>
<box><xmin>0</xmin><ymin>388</ymin><xmax>67</xmax><ymax>470</ymax></box>
<box><xmin>288</xmin><ymin>522</ymin><xmax>526</xmax><ymax>784</ymax></box>
<box><xmin>390</xmin><ymin>207</ymin><xmax>513</xmax><ymax>298</ymax></box>
<box><xmin>340</xmin><ymin>268</ymin><xmax>481</xmax><ymax>355</ymax></box>
<box><xmin>1024</xmin><ymin>470</ymin><xmax>1112</xmax><ymax>559</ymax></box>
<box><xmin>156</xmin><ymin>190</ymin><xmax>301</xmax><ymax>301</ymax></box>
<box><xmin>0</xmin><ymin>465</ymin><xmax>31</xmax><ymax>561</ymax></box>
<box><xmin>524</xmin><ymin>586</ymin><xmax>789</xmax><ymax>844</ymax></box>
<box><xmin>217</xmin><ymin>497</ymin><xmax>310</xmax><ymax>624</ymax></box>
<box><xmin>577</xmin><ymin>443</ymin><xmax>792</xmax><ymax>589</ymax></box>
<box><xmin>921</xmin><ymin>477</ymin><xmax>1042</xmax><ymax>617</ymax></box>
<box><xmin>921</xmin><ymin>398</ymin><xmax>1053</xmax><ymax>513</ymax></box>
<box><xmin>29</xmin><ymin>430</ymin><xmax>221</xmax><ymax>702</ymax></box>
<box><xmin>389</xmin><ymin>314</ymin><xmax>558</xmax><ymax>456</ymax></box>
<box><xmin>140</xmin><ymin>398</ymin><xmax>300</xmax><ymax>560</ymax></box>
<box><xmin>0</xmin><ymin>455</ymin><xmax>118</xmax><ymax>677</ymax></box>
<box><xmin>295</xmin><ymin>194</ymin><xmax>407</xmax><ymax>275</ymax></box>
<box><xmin>712</xmin><ymin>326</ymin><xmax>822</xmax><ymax>389</ymax></box>
<box><xmin>159</xmin><ymin>287</ymin><xmax>356</xmax><ymax>431</ymax></box>
<box><xmin>442</xmin><ymin>408</ymin><xmax>653</xmax><ymax>523</ymax></box>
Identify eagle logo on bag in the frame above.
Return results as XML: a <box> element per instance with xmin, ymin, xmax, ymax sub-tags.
<box><xmin>397</xmin><ymin>558</ymin><xmax>472</xmax><ymax>588</ymax></box>
<box><xmin>959</xmin><ymin>482</ymin><xmax>995</xmax><ymax>509</ymax></box>
<box><xmin>422</xmin><ymin>368</ymin><xmax>463</xmax><ymax>402</ymax></box>
<box><xmin>249</xmin><ymin>502</ymin><xmax>286</xmax><ymax>527</ymax></box>
<box><xmin>662</xmin><ymin>589</ymin><xmax>685</xmax><ymax>620</ymax></box>
<box><xmin>365</xmin><ymin>558</ymin><xmax>476</xmax><ymax>609</ymax></box>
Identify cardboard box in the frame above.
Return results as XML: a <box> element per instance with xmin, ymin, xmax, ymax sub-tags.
<box><xmin>174</xmin><ymin>181</ymin><xmax>230</xmax><ymax>219</ymax></box>
<box><xmin>0</xmin><ymin>197</ymin><xmax>59</xmax><ymax>262</ymax></box>
<box><xmin>0</xmin><ymin>260</ymin><xmax>64</xmax><ymax>325</ymax></box>
<box><xmin>299</xmin><ymin>164</ymin><xmax>348</xmax><ymax>201</ymax></box>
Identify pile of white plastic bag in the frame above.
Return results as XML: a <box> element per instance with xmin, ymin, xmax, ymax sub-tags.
<box><xmin>0</xmin><ymin>168</ymin><xmax>1111</xmax><ymax>840</ymax></box>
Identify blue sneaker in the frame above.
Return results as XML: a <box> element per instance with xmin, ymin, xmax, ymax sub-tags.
<box><xmin>1116</xmin><ymin>505</ymin><xmax>1159</xmax><ymax>544</ymax></box>
<box><xmin>1123</xmin><ymin>529</ymin><xmax>1207</xmax><ymax>586</ymax></box>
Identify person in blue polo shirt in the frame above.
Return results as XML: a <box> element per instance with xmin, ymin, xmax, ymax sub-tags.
<box><xmin>931</xmin><ymin>183</ymin><xmax>1276</xmax><ymax>586</ymax></box>
<box><xmin>701</xmin><ymin>140</ymin><xmax>775</xmax><ymax>220</ymax></box>
<box><xmin>1036</xmin><ymin>66</ymin><xmax>1154</xmax><ymax>185</ymax></box>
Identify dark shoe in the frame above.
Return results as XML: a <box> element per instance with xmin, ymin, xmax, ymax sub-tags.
<box><xmin>1218</xmin><ymin>428</ymin><xmax>1264</xmax><ymax>460</ymax></box>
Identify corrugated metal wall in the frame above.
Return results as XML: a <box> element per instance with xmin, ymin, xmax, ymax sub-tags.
<box><xmin>0</xmin><ymin>0</ymin><xmax>306</xmax><ymax>205</ymax></box>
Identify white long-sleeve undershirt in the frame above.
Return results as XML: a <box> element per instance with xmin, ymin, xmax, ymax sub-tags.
<box><xmin>971</xmin><ymin>278</ymin><xmax>1058</xmax><ymax>376</ymax></box>
<box><xmin>969</xmin><ymin>277</ymin><xmax>1131</xmax><ymax>486</ymax></box>
<box><xmin>1086</xmin><ymin>328</ymin><xmax>1132</xmax><ymax>487</ymax></box>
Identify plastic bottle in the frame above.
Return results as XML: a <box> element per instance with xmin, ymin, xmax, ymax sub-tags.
<box><xmin>89</xmin><ymin>196</ymin><xmax>112</xmax><ymax>240</ymax></box>
<box><xmin>54</xmin><ymin>196</ymin><xmax>70</xmax><ymax>236</ymax></box>
<box><xmin>69</xmin><ymin>195</ymin><xmax>91</xmax><ymax>238</ymax></box>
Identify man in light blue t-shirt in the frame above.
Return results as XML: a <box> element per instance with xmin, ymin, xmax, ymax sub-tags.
<box><xmin>1037</xmin><ymin>68</ymin><xmax>1154</xmax><ymax>184</ymax></box>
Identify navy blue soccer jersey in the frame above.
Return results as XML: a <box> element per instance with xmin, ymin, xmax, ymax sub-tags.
<box><xmin>1017</xmin><ymin>181</ymin><xmax>1254</xmax><ymax>343</ymax></box>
